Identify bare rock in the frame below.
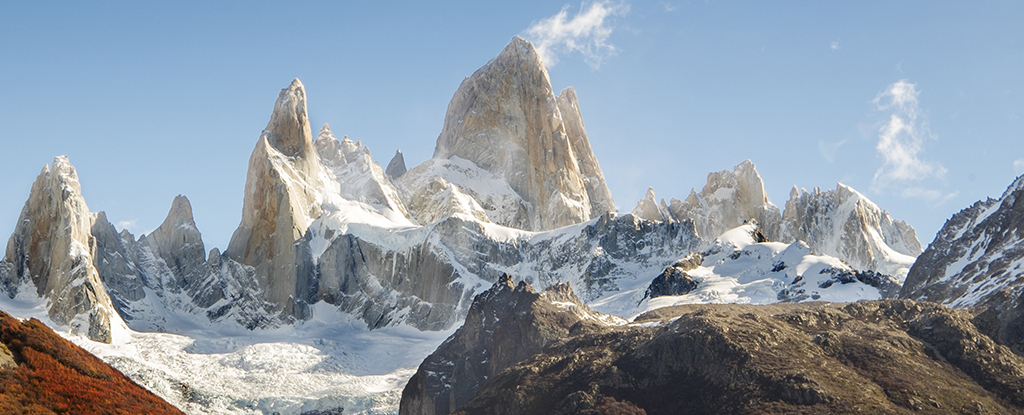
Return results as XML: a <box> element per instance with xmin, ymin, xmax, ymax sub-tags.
<box><xmin>428</xmin><ymin>36</ymin><xmax>613</xmax><ymax>231</ymax></box>
<box><xmin>1</xmin><ymin>156</ymin><xmax>116</xmax><ymax>343</ymax></box>
<box><xmin>226</xmin><ymin>79</ymin><xmax>324</xmax><ymax>313</ymax></box>
<box><xmin>386</xmin><ymin>149</ymin><xmax>408</xmax><ymax>179</ymax></box>
<box><xmin>667</xmin><ymin>160</ymin><xmax>788</xmax><ymax>242</ymax></box>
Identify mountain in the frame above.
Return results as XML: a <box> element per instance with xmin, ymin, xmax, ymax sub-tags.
<box><xmin>784</xmin><ymin>183</ymin><xmax>922</xmax><ymax>278</ymax></box>
<box><xmin>403</xmin><ymin>282</ymin><xmax>1024</xmax><ymax>414</ymax></box>
<box><xmin>665</xmin><ymin>160</ymin><xmax>789</xmax><ymax>242</ymax></box>
<box><xmin>413</xmin><ymin>35</ymin><xmax>615</xmax><ymax>231</ymax></box>
<box><xmin>226</xmin><ymin>78</ymin><xmax>325</xmax><ymax>318</ymax></box>
<box><xmin>624</xmin><ymin>224</ymin><xmax>901</xmax><ymax>317</ymax></box>
<box><xmin>0</xmin><ymin>309</ymin><xmax>185</xmax><ymax>414</ymax></box>
<box><xmin>400</xmin><ymin>276</ymin><xmax>624</xmax><ymax>415</ymax></box>
<box><xmin>635</xmin><ymin>160</ymin><xmax>921</xmax><ymax>281</ymax></box>
<box><xmin>0</xmin><ymin>156</ymin><xmax>118</xmax><ymax>343</ymax></box>
<box><xmin>900</xmin><ymin>174</ymin><xmax>1024</xmax><ymax>354</ymax></box>
<box><xmin>0</xmin><ymin>36</ymin><xmax>946</xmax><ymax>415</ymax></box>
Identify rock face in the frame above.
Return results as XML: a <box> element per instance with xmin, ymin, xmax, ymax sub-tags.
<box><xmin>0</xmin><ymin>156</ymin><xmax>117</xmax><ymax>343</ymax></box>
<box><xmin>315</xmin><ymin>124</ymin><xmax>409</xmax><ymax>219</ymax></box>
<box><xmin>641</xmin><ymin>255</ymin><xmax>701</xmax><ymax>301</ymax></box>
<box><xmin>90</xmin><ymin>196</ymin><xmax>275</xmax><ymax>332</ymax></box>
<box><xmin>294</xmin><ymin>212</ymin><xmax>700</xmax><ymax>331</ymax></box>
<box><xmin>667</xmin><ymin>160</ymin><xmax>788</xmax><ymax>242</ymax></box>
<box><xmin>630</xmin><ymin>187</ymin><xmax>670</xmax><ymax>222</ymax></box>
<box><xmin>784</xmin><ymin>183</ymin><xmax>922</xmax><ymax>278</ymax></box>
<box><xmin>427</xmin><ymin>36</ymin><xmax>614</xmax><ymax>231</ymax></box>
<box><xmin>226</xmin><ymin>79</ymin><xmax>324</xmax><ymax>315</ymax></box>
<box><xmin>386</xmin><ymin>149</ymin><xmax>408</xmax><ymax>179</ymax></box>
<box><xmin>399</xmin><ymin>276</ymin><xmax>621</xmax><ymax>415</ymax></box>
<box><xmin>901</xmin><ymin>174</ymin><xmax>1024</xmax><ymax>354</ymax></box>
<box><xmin>429</xmin><ymin>299</ymin><xmax>1024</xmax><ymax>415</ymax></box>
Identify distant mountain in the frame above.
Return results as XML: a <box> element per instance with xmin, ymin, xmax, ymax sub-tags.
<box><xmin>634</xmin><ymin>160</ymin><xmax>923</xmax><ymax>281</ymax></box>
<box><xmin>901</xmin><ymin>174</ymin><xmax>1024</xmax><ymax>354</ymax></box>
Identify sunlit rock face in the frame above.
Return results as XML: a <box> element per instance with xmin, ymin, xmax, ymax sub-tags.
<box><xmin>784</xmin><ymin>183</ymin><xmax>922</xmax><ymax>278</ymax></box>
<box><xmin>1</xmin><ymin>156</ymin><xmax>116</xmax><ymax>343</ymax></box>
<box><xmin>428</xmin><ymin>36</ymin><xmax>615</xmax><ymax>231</ymax></box>
<box><xmin>667</xmin><ymin>160</ymin><xmax>788</xmax><ymax>242</ymax></box>
<box><xmin>226</xmin><ymin>79</ymin><xmax>324</xmax><ymax>314</ymax></box>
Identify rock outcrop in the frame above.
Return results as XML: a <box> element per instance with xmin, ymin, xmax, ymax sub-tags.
<box><xmin>399</xmin><ymin>276</ymin><xmax>621</xmax><ymax>415</ymax></box>
<box><xmin>630</xmin><ymin>187</ymin><xmax>671</xmax><ymax>222</ymax></box>
<box><xmin>784</xmin><ymin>183</ymin><xmax>922</xmax><ymax>278</ymax></box>
<box><xmin>425</xmin><ymin>36</ymin><xmax>614</xmax><ymax>231</ymax></box>
<box><xmin>901</xmin><ymin>174</ymin><xmax>1024</xmax><ymax>354</ymax></box>
<box><xmin>667</xmin><ymin>160</ymin><xmax>788</xmax><ymax>242</ymax></box>
<box><xmin>226</xmin><ymin>79</ymin><xmax>325</xmax><ymax>315</ymax></box>
<box><xmin>432</xmin><ymin>300</ymin><xmax>1024</xmax><ymax>415</ymax></box>
<box><xmin>386</xmin><ymin>149</ymin><xmax>408</xmax><ymax>179</ymax></box>
<box><xmin>0</xmin><ymin>156</ymin><xmax>117</xmax><ymax>343</ymax></box>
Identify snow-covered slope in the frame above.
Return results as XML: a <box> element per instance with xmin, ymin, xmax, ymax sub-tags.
<box><xmin>784</xmin><ymin>183</ymin><xmax>922</xmax><ymax>278</ymax></box>
<box><xmin>594</xmin><ymin>224</ymin><xmax>901</xmax><ymax>319</ymax></box>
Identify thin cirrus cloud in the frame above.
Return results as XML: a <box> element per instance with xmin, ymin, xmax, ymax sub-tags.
<box><xmin>523</xmin><ymin>1</ymin><xmax>629</xmax><ymax>69</ymax></box>
<box><xmin>1014</xmin><ymin>159</ymin><xmax>1024</xmax><ymax>174</ymax></box>
<box><xmin>870</xmin><ymin>80</ymin><xmax>955</xmax><ymax>203</ymax></box>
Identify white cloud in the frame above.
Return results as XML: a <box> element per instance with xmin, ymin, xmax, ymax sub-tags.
<box><xmin>900</xmin><ymin>187</ymin><xmax>958</xmax><ymax>204</ymax></box>
<box><xmin>818</xmin><ymin>139</ymin><xmax>846</xmax><ymax>163</ymax></box>
<box><xmin>115</xmin><ymin>219</ymin><xmax>139</xmax><ymax>232</ymax></box>
<box><xmin>524</xmin><ymin>1</ymin><xmax>629</xmax><ymax>68</ymax></box>
<box><xmin>662</xmin><ymin>2</ymin><xmax>676</xmax><ymax>12</ymax></box>
<box><xmin>1014</xmin><ymin>158</ymin><xmax>1024</xmax><ymax>174</ymax></box>
<box><xmin>870</xmin><ymin>80</ymin><xmax>948</xmax><ymax>200</ymax></box>
<box><xmin>830</xmin><ymin>41</ymin><xmax>840</xmax><ymax>50</ymax></box>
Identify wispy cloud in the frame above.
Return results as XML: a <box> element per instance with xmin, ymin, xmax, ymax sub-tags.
<box><xmin>523</xmin><ymin>1</ymin><xmax>629</xmax><ymax>68</ymax></box>
<box><xmin>870</xmin><ymin>80</ymin><xmax>954</xmax><ymax>203</ymax></box>
<box><xmin>818</xmin><ymin>139</ymin><xmax>847</xmax><ymax>163</ymax></box>
<box><xmin>1014</xmin><ymin>158</ymin><xmax>1024</xmax><ymax>174</ymax></box>
<box><xmin>115</xmin><ymin>219</ymin><xmax>139</xmax><ymax>232</ymax></box>
<box><xmin>830</xmin><ymin>41</ymin><xmax>840</xmax><ymax>50</ymax></box>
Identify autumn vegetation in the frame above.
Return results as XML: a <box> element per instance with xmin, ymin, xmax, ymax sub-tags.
<box><xmin>0</xmin><ymin>310</ymin><xmax>183</xmax><ymax>415</ymax></box>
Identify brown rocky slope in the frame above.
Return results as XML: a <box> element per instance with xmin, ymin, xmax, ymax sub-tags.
<box><xmin>402</xmin><ymin>278</ymin><xmax>1024</xmax><ymax>414</ymax></box>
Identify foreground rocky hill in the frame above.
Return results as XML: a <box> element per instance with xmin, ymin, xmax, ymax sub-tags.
<box><xmin>0</xmin><ymin>309</ymin><xmax>184</xmax><ymax>414</ymax></box>
<box><xmin>403</xmin><ymin>278</ymin><xmax>1024</xmax><ymax>414</ymax></box>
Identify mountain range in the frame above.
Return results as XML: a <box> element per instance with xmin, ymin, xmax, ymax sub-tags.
<box><xmin>1</xmin><ymin>36</ymin><xmax>1023</xmax><ymax>415</ymax></box>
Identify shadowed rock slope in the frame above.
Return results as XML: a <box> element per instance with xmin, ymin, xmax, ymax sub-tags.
<box><xmin>403</xmin><ymin>280</ymin><xmax>1024</xmax><ymax>415</ymax></box>
<box><xmin>0</xmin><ymin>309</ymin><xmax>184</xmax><ymax>414</ymax></box>
<box><xmin>901</xmin><ymin>174</ymin><xmax>1024</xmax><ymax>356</ymax></box>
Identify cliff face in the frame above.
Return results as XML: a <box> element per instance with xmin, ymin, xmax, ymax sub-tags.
<box><xmin>901</xmin><ymin>174</ymin><xmax>1024</xmax><ymax>354</ymax></box>
<box><xmin>667</xmin><ymin>160</ymin><xmax>789</xmax><ymax>242</ymax></box>
<box><xmin>427</xmin><ymin>36</ymin><xmax>614</xmax><ymax>231</ymax></box>
<box><xmin>0</xmin><ymin>156</ymin><xmax>116</xmax><ymax>343</ymax></box>
<box><xmin>785</xmin><ymin>183</ymin><xmax>922</xmax><ymax>278</ymax></box>
<box><xmin>226</xmin><ymin>79</ymin><xmax>324</xmax><ymax>315</ymax></box>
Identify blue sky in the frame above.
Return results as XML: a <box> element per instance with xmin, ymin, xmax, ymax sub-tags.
<box><xmin>1</xmin><ymin>1</ymin><xmax>1022</xmax><ymax>251</ymax></box>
